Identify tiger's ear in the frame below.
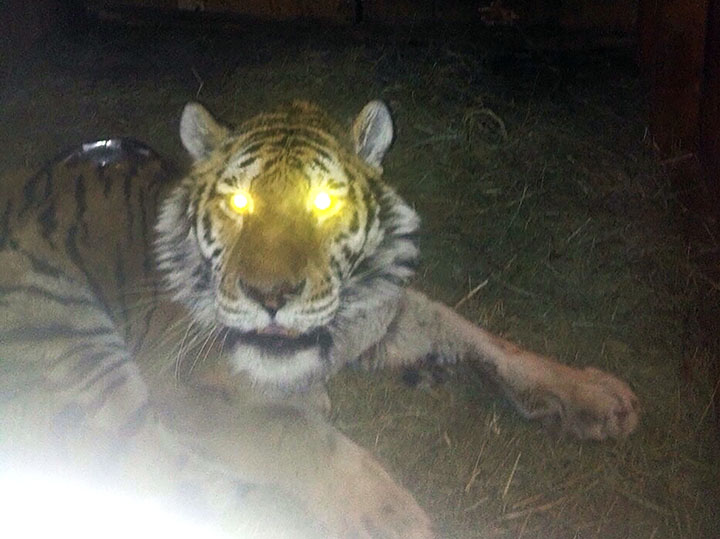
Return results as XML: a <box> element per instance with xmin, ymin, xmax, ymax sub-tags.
<box><xmin>180</xmin><ymin>102</ymin><xmax>229</xmax><ymax>161</ymax></box>
<box><xmin>352</xmin><ymin>100</ymin><xmax>393</xmax><ymax>169</ymax></box>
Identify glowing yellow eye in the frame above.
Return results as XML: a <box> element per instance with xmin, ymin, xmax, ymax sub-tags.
<box><xmin>229</xmin><ymin>192</ymin><xmax>251</xmax><ymax>213</ymax></box>
<box><xmin>313</xmin><ymin>192</ymin><xmax>332</xmax><ymax>211</ymax></box>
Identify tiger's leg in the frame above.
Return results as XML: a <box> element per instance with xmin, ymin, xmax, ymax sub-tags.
<box><xmin>156</xmin><ymin>372</ymin><xmax>435</xmax><ymax>539</ymax></box>
<box><xmin>369</xmin><ymin>288</ymin><xmax>639</xmax><ymax>440</ymax></box>
<box><xmin>0</xmin><ymin>344</ymin><xmax>328</xmax><ymax>536</ymax></box>
<box><xmin>0</xmin><ymin>300</ymin><xmax>306</xmax><ymax>533</ymax></box>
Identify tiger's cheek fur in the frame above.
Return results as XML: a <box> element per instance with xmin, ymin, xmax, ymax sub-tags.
<box><xmin>156</xmin><ymin>100</ymin><xmax>420</xmax><ymax>386</ymax></box>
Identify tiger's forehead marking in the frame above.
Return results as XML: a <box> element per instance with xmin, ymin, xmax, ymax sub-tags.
<box><xmin>219</xmin><ymin>153</ymin><xmax>263</xmax><ymax>186</ymax></box>
<box><xmin>193</xmin><ymin>102</ymin><xmax>378</xmax><ymax>217</ymax></box>
<box><xmin>229</xmin><ymin>127</ymin><xmax>341</xmax><ymax>167</ymax></box>
<box><xmin>227</xmin><ymin>102</ymin><xmax>347</xmax><ymax>154</ymax></box>
<box><xmin>216</xmin><ymin>129</ymin><xmax>353</xmax><ymax>191</ymax></box>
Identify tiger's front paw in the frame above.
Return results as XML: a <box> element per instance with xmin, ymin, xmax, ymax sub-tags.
<box><xmin>305</xmin><ymin>437</ymin><xmax>434</xmax><ymax>539</ymax></box>
<box><xmin>553</xmin><ymin>367</ymin><xmax>640</xmax><ymax>440</ymax></box>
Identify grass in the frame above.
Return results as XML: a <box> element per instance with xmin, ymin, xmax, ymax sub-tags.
<box><xmin>1</xmin><ymin>16</ymin><xmax>718</xmax><ymax>538</ymax></box>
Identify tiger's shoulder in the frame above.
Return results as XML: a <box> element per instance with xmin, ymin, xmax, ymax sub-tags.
<box><xmin>3</xmin><ymin>138</ymin><xmax>171</xmax><ymax>235</ymax></box>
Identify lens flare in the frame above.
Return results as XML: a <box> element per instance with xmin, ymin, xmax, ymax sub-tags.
<box><xmin>0</xmin><ymin>469</ymin><xmax>233</xmax><ymax>539</ymax></box>
<box><xmin>313</xmin><ymin>191</ymin><xmax>332</xmax><ymax>211</ymax></box>
<box><xmin>229</xmin><ymin>192</ymin><xmax>251</xmax><ymax>213</ymax></box>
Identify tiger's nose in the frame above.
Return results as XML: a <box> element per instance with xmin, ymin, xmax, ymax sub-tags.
<box><xmin>242</xmin><ymin>280</ymin><xmax>305</xmax><ymax>316</ymax></box>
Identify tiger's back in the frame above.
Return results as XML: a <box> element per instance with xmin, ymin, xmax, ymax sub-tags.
<box><xmin>0</xmin><ymin>102</ymin><xmax>441</xmax><ymax>538</ymax></box>
<box><xmin>0</xmin><ymin>139</ymin><xmax>174</xmax><ymax>472</ymax></box>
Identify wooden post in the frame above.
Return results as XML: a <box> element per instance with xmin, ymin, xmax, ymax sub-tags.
<box><xmin>700</xmin><ymin>0</ymin><xmax>720</xmax><ymax>190</ymax></box>
<box><xmin>638</xmin><ymin>0</ymin><xmax>709</xmax><ymax>154</ymax></box>
<box><xmin>639</xmin><ymin>0</ymin><xmax>720</xmax><ymax>432</ymax></box>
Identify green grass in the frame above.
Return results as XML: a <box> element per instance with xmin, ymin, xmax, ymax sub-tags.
<box><xmin>1</xmin><ymin>18</ymin><xmax>718</xmax><ymax>538</ymax></box>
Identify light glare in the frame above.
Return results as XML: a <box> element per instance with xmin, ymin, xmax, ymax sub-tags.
<box><xmin>230</xmin><ymin>192</ymin><xmax>251</xmax><ymax>213</ymax></box>
<box><xmin>0</xmin><ymin>470</ymin><xmax>232</xmax><ymax>539</ymax></box>
<box><xmin>313</xmin><ymin>192</ymin><xmax>332</xmax><ymax>211</ymax></box>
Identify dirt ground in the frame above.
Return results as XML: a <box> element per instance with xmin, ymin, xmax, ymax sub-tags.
<box><xmin>1</xmin><ymin>14</ymin><xmax>718</xmax><ymax>538</ymax></box>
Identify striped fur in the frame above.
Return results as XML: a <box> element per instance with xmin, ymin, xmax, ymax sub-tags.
<box><xmin>0</xmin><ymin>100</ymin><xmax>638</xmax><ymax>537</ymax></box>
<box><xmin>0</xmin><ymin>103</ymin><xmax>435</xmax><ymax>536</ymax></box>
<box><xmin>1</xmin><ymin>140</ymin><xmax>165</xmax><ymax>446</ymax></box>
<box><xmin>0</xmin><ymin>140</ymin><xmax>253</xmax><ymax>512</ymax></box>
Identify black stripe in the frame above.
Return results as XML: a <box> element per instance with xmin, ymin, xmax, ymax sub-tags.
<box><xmin>237</xmin><ymin>156</ymin><xmax>258</xmax><ymax>169</ymax></box>
<box><xmin>113</xmin><ymin>249</ymin><xmax>128</xmax><ymax>290</ymax></box>
<box><xmin>65</xmin><ymin>223</ymin><xmax>113</xmax><ymax>317</ymax></box>
<box><xmin>378</xmin><ymin>274</ymin><xmax>407</xmax><ymax>287</ymax></box>
<box><xmin>0</xmin><ymin>200</ymin><xmax>12</xmax><ymax>249</ymax></box>
<box><xmin>241</xmin><ymin>141</ymin><xmax>265</xmax><ymax>155</ymax></box>
<box><xmin>392</xmin><ymin>231</ymin><xmax>421</xmax><ymax>242</ymax></box>
<box><xmin>16</xmin><ymin>246</ymin><xmax>72</xmax><ymax>281</ymax></box>
<box><xmin>272</xmin><ymin>125</ymin><xmax>336</xmax><ymax>147</ymax></box>
<box><xmin>221</xmin><ymin>138</ymin><xmax>236</xmax><ymax>153</ymax></box>
<box><xmin>326</xmin><ymin>178</ymin><xmax>345</xmax><ymax>189</ymax></box>
<box><xmin>114</xmin><ymin>248</ymin><xmax>130</xmax><ymax>340</ymax></box>
<box><xmin>79</xmin><ymin>359</ymin><xmax>128</xmax><ymax>391</ymax></box>
<box><xmin>74</xmin><ymin>173</ymin><xmax>89</xmax><ymax>237</ymax></box>
<box><xmin>261</xmin><ymin>155</ymin><xmax>280</xmax><ymax>171</ymax></box>
<box><xmin>42</xmin><ymin>167</ymin><xmax>53</xmax><ymax>201</ymax></box>
<box><xmin>192</xmin><ymin>262</ymin><xmax>212</xmax><ymax>292</ymax></box>
<box><xmin>22</xmin><ymin>169</ymin><xmax>44</xmax><ymax>208</ymax></box>
<box><xmin>162</xmin><ymin>251</ymin><xmax>187</xmax><ymax>266</ymax></box>
<box><xmin>0</xmin><ymin>324</ymin><xmax>115</xmax><ymax>342</ymax></box>
<box><xmin>343</xmin><ymin>166</ymin><xmax>357</xmax><ymax>184</ymax></box>
<box><xmin>124</xmin><ymin>172</ymin><xmax>135</xmax><ymax>242</ymax></box>
<box><xmin>69</xmin><ymin>350</ymin><xmax>113</xmax><ymax>377</ymax></box>
<box><xmin>393</xmin><ymin>257</ymin><xmax>419</xmax><ymax>272</ymax></box>
<box><xmin>361</xmin><ymin>188</ymin><xmax>376</xmax><ymax>237</ymax></box>
<box><xmin>39</xmin><ymin>200</ymin><xmax>58</xmax><ymax>241</ymax></box>
<box><xmin>119</xmin><ymin>402</ymin><xmax>151</xmax><ymax>437</ymax></box>
<box><xmin>376</xmin><ymin>194</ymin><xmax>395</xmax><ymax>224</ymax></box>
<box><xmin>47</xmin><ymin>342</ymin><xmax>100</xmax><ymax>370</ymax></box>
<box><xmin>208</xmin><ymin>181</ymin><xmax>218</xmax><ymax>200</ymax></box>
<box><xmin>290</xmin><ymin>137</ymin><xmax>334</xmax><ymax>162</ymax></box>
<box><xmin>0</xmin><ymin>284</ymin><xmax>96</xmax><ymax>306</ymax></box>
<box><xmin>333</xmin><ymin>231</ymin><xmax>350</xmax><ymax>242</ymax></box>
<box><xmin>245</xmin><ymin>127</ymin><xmax>335</xmax><ymax>159</ymax></box>
<box><xmin>85</xmin><ymin>374</ymin><xmax>129</xmax><ymax>413</ymax></box>
<box><xmin>99</xmin><ymin>162</ymin><xmax>114</xmax><ymax>196</ymax></box>
<box><xmin>21</xmin><ymin>168</ymin><xmax>52</xmax><ymax>214</ymax></box>
<box><xmin>243</xmin><ymin>128</ymin><xmax>284</xmax><ymax>145</ymax></box>
<box><xmin>347</xmin><ymin>208</ymin><xmax>360</xmax><ymax>235</ymax></box>
<box><xmin>312</xmin><ymin>158</ymin><xmax>330</xmax><ymax>174</ymax></box>
<box><xmin>190</xmin><ymin>183</ymin><xmax>204</xmax><ymax>223</ymax></box>
<box><xmin>329</xmin><ymin>257</ymin><xmax>343</xmax><ymax>277</ymax></box>
<box><xmin>201</xmin><ymin>211</ymin><xmax>213</xmax><ymax>246</ymax></box>
<box><xmin>341</xmin><ymin>245</ymin><xmax>355</xmax><ymax>263</ymax></box>
<box><xmin>317</xmin><ymin>329</ymin><xmax>333</xmax><ymax>368</ymax></box>
<box><xmin>74</xmin><ymin>173</ymin><xmax>87</xmax><ymax>215</ymax></box>
<box><xmin>132</xmin><ymin>284</ymin><xmax>158</xmax><ymax>357</ymax></box>
<box><xmin>139</xmin><ymin>189</ymin><xmax>153</xmax><ymax>274</ymax></box>
<box><xmin>126</xmin><ymin>158</ymin><xmax>139</xmax><ymax>181</ymax></box>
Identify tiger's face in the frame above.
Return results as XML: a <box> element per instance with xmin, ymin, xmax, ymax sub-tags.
<box><xmin>204</xmin><ymin>144</ymin><xmax>350</xmax><ymax>336</ymax></box>
<box><xmin>156</xmin><ymin>101</ymin><xmax>418</xmax><ymax>384</ymax></box>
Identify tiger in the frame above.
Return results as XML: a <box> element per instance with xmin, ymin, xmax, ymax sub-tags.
<box><xmin>0</xmin><ymin>99</ymin><xmax>639</xmax><ymax>537</ymax></box>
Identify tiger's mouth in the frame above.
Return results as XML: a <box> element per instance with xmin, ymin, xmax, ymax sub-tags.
<box><xmin>223</xmin><ymin>325</ymin><xmax>332</xmax><ymax>355</ymax></box>
<box><xmin>256</xmin><ymin>323</ymin><xmax>300</xmax><ymax>338</ymax></box>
